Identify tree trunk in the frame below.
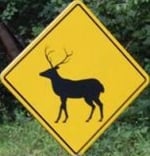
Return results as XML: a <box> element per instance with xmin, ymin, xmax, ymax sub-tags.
<box><xmin>0</xmin><ymin>22</ymin><xmax>24</xmax><ymax>61</ymax></box>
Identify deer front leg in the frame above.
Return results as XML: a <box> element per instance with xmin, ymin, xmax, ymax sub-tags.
<box><xmin>55</xmin><ymin>104</ymin><xmax>63</xmax><ymax>123</ymax></box>
<box><xmin>55</xmin><ymin>97</ymin><xmax>68</xmax><ymax>123</ymax></box>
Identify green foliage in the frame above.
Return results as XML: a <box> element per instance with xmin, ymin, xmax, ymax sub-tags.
<box><xmin>0</xmin><ymin>119</ymin><xmax>69</xmax><ymax>156</ymax></box>
<box><xmin>0</xmin><ymin>47</ymin><xmax>16</xmax><ymax>123</ymax></box>
<box><xmin>0</xmin><ymin>115</ymin><xmax>149</xmax><ymax>156</ymax></box>
<box><xmin>1</xmin><ymin>0</ymin><xmax>150</xmax><ymax>64</ymax></box>
<box><xmin>0</xmin><ymin>0</ymin><xmax>71</xmax><ymax>41</ymax></box>
<box><xmin>87</xmin><ymin>121</ymin><xmax>150</xmax><ymax>156</ymax></box>
<box><xmin>86</xmin><ymin>0</ymin><xmax>150</xmax><ymax>64</ymax></box>
<box><xmin>0</xmin><ymin>2</ymin><xmax>18</xmax><ymax>20</ymax></box>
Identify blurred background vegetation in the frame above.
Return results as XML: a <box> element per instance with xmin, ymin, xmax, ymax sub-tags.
<box><xmin>0</xmin><ymin>0</ymin><xmax>150</xmax><ymax>155</ymax></box>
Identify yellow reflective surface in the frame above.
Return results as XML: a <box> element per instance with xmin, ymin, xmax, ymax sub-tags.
<box><xmin>0</xmin><ymin>1</ymin><xmax>149</xmax><ymax>155</ymax></box>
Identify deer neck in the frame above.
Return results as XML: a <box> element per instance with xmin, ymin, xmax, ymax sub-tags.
<box><xmin>50</xmin><ymin>70</ymin><xmax>63</xmax><ymax>82</ymax></box>
<box><xmin>49</xmin><ymin>70</ymin><xmax>64</xmax><ymax>95</ymax></box>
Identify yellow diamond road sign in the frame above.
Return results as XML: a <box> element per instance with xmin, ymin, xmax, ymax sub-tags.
<box><xmin>0</xmin><ymin>0</ymin><xmax>149</xmax><ymax>155</ymax></box>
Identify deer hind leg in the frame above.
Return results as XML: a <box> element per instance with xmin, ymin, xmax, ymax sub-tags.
<box><xmin>84</xmin><ymin>98</ymin><xmax>95</xmax><ymax>122</ymax></box>
<box><xmin>94</xmin><ymin>98</ymin><xmax>103</xmax><ymax>122</ymax></box>
<box><xmin>55</xmin><ymin>97</ymin><xmax>68</xmax><ymax>123</ymax></box>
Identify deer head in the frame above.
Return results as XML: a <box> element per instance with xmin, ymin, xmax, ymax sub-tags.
<box><xmin>39</xmin><ymin>48</ymin><xmax>73</xmax><ymax>79</ymax></box>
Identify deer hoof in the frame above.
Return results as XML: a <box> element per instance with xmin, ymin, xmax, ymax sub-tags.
<box><xmin>85</xmin><ymin>119</ymin><xmax>90</xmax><ymax>122</ymax></box>
<box><xmin>62</xmin><ymin>119</ymin><xmax>67</xmax><ymax>123</ymax></box>
<box><xmin>99</xmin><ymin>119</ymin><xmax>103</xmax><ymax>122</ymax></box>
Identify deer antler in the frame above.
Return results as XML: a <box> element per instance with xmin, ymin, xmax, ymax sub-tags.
<box><xmin>45</xmin><ymin>47</ymin><xmax>54</xmax><ymax>68</ymax></box>
<box><xmin>55</xmin><ymin>49</ymin><xmax>73</xmax><ymax>67</ymax></box>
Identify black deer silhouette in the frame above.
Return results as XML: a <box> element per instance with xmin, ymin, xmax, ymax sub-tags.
<box><xmin>40</xmin><ymin>48</ymin><xmax>105</xmax><ymax>123</ymax></box>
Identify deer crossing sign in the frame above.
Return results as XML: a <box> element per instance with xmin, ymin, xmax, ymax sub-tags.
<box><xmin>0</xmin><ymin>0</ymin><xmax>149</xmax><ymax>156</ymax></box>
<box><xmin>40</xmin><ymin>49</ymin><xmax>104</xmax><ymax>123</ymax></box>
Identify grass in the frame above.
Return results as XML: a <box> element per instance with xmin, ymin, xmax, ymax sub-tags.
<box><xmin>0</xmin><ymin>87</ymin><xmax>150</xmax><ymax>156</ymax></box>
<box><xmin>0</xmin><ymin>119</ymin><xmax>66</xmax><ymax>156</ymax></box>
<box><xmin>0</xmin><ymin>112</ymin><xmax>149</xmax><ymax>156</ymax></box>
